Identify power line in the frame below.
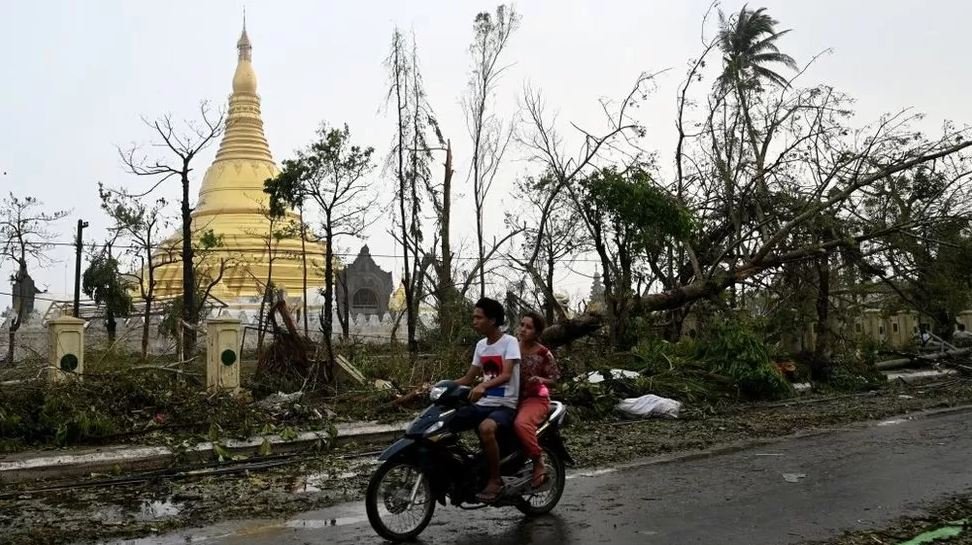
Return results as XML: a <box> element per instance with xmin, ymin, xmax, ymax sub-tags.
<box><xmin>24</xmin><ymin>241</ymin><xmax>607</xmax><ymax>264</ymax></box>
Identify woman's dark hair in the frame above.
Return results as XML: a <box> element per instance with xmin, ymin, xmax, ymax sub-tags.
<box><xmin>521</xmin><ymin>310</ymin><xmax>546</xmax><ymax>337</ymax></box>
<box><xmin>475</xmin><ymin>297</ymin><xmax>506</xmax><ymax>327</ymax></box>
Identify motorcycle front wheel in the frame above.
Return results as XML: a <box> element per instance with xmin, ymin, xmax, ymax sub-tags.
<box><xmin>516</xmin><ymin>447</ymin><xmax>566</xmax><ymax>516</ymax></box>
<box><xmin>365</xmin><ymin>459</ymin><xmax>436</xmax><ymax>542</ymax></box>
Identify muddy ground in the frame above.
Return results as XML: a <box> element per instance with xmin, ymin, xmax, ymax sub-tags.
<box><xmin>2</xmin><ymin>379</ymin><xmax>971</xmax><ymax>545</ymax></box>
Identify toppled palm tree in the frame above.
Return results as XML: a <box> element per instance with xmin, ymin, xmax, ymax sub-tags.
<box><xmin>716</xmin><ymin>5</ymin><xmax>797</xmax><ymax>93</ymax></box>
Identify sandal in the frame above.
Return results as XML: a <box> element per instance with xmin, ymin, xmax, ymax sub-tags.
<box><xmin>476</xmin><ymin>485</ymin><xmax>503</xmax><ymax>503</ymax></box>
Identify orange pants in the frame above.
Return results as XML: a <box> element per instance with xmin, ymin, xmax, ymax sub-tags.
<box><xmin>514</xmin><ymin>396</ymin><xmax>549</xmax><ymax>459</ymax></box>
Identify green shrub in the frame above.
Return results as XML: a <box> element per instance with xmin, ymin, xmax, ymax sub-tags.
<box><xmin>0</xmin><ymin>365</ymin><xmax>329</xmax><ymax>451</ymax></box>
<box><xmin>694</xmin><ymin>320</ymin><xmax>793</xmax><ymax>400</ymax></box>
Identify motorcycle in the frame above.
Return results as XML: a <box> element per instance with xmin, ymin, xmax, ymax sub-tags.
<box><xmin>365</xmin><ymin>380</ymin><xmax>573</xmax><ymax>542</ymax></box>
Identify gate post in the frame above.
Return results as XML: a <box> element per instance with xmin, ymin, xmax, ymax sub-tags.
<box><xmin>207</xmin><ymin>318</ymin><xmax>241</xmax><ymax>393</ymax></box>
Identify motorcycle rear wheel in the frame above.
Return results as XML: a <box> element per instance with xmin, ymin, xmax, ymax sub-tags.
<box><xmin>366</xmin><ymin>459</ymin><xmax>436</xmax><ymax>542</ymax></box>
<box><xmin>516</xmin><ymin>447</ymin><xmax>566</xmax><ymax>516</ymax></box>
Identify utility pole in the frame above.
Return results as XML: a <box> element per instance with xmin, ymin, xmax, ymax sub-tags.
<box><xmin>73</xmin><ymin>219</ymin><xmax>88</xmax><ymax>317</ymax></box>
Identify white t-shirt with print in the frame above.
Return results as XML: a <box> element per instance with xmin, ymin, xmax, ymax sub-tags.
<box><xmin>471</xmin><ymin>334</ymin><xmax>522</xmax><ymax>409</ymax></box>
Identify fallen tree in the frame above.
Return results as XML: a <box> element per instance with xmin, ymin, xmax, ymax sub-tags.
<box><xmin>523</xmin><ymin>10</ymin><xmax>972</xmax><ymax>349</ymax></box>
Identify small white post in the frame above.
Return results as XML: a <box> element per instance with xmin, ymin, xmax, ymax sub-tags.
<box><xmin>207</xmin><ymin>317</ymin><xmax>241</xmax><ymax>393</ymax></box>
<box><xmin>48</xmin><ymin>315</ymin><xmax>85</xmax><ymax>382</ymax></box>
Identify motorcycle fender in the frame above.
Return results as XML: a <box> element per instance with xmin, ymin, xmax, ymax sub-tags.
<box><xmin>542</xmin><ymin>431</ymin><xmax>576</xmax><ymax>467</ymax></box>
<box><xmin>378</xmin><ymin>438</ymin><xmax>416</xmax><ymax>461</ymax></box>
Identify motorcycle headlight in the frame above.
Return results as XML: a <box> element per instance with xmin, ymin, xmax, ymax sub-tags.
<box><xmin>429</xmin><ymin>385</ymin><xmax>448</xmax><ymax>401</ymax></box>
<box><xmin>423</xmin><ymin>421</ymin><xmax>445</xmax><ymax>436</ymax></box>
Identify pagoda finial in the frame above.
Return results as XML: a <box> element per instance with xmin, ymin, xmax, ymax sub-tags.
<box><xmin>237</xmin><ymin>9</ymin><xmax>252</xmax><ymax>62</ymax></box>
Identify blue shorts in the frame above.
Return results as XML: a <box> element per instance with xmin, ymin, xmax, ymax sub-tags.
<box><xmin>449</xmin><ymin>405</ymin><xmax>516</xmax><ymax>433</ymax></box>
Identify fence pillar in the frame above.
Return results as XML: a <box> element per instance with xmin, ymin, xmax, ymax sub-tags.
<box><xmin>48</xmin><ymin>315</ymin><xmax>85</xmax><ymax>382</ymax></box>
<box><xmin>207</xmin><ymin>317</ymin><xmax>241</xmax><ymax>393</ymax></box>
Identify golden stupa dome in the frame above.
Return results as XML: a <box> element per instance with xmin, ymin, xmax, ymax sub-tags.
<box><xmin>150</xmin><ymin>21</ymin><xmax>325</xmax><ymax>302</ymax></box>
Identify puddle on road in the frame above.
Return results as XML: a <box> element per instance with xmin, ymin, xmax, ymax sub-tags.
<box><xmin>284</xmin><ymin>514</ymin><xmax>368</xmax><ymax>528</ymax></box>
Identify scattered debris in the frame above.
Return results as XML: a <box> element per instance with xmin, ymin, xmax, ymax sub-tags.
<box><xmin>897</xmin><ymin>521</ymin><xmax>967</xmax><ymax>545</ymax></box>
<box><xmin>876</xmin><ymin>348</ymin><xmax>972</xmax><ymax>371</ymax></box>
<box><xmin>577</xmin><ymin>369</ymin><xmax>642</xmax><ymax>383</ymax></box>
<box><xmin>794</xmin><ymin>382</ymin><xmax>813</xmax><ymax>393</ymax></box>
<box><xmin>257</xmin><ymin>391</ymin><xmax>304</xmax><ymax>413</ymax></box>
<box><xmin>615</xmin><ymin>394</ymin><xmax>682</xmax><ymax>419</ymax></box>
<box><xmin>335</xmin><ymin>355</ymin><xmax>366</xmax><ymax>386</ymax></box>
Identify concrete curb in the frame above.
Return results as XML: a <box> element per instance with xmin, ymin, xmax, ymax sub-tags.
<box><xmin>0</xmin><ymin>420</ymin><xmax>409</xmax><ymax>484</ymax></box>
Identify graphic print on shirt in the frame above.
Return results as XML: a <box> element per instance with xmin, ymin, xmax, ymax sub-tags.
<box><xmin>480</xmin><ymin>354</ymin><xmax>506</xmax><ymax>397</ymax></box>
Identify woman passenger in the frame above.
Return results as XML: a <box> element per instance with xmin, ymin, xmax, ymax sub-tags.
<box><xmin>514</xmin><ymin>311</ymin><xmax>560</xmax><ymax>488</ymax></box>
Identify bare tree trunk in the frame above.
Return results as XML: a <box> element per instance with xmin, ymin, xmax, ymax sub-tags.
<box><xmin>141</xmin><ymin>298</ymin><xmax>152</xmax><ymax>361</ymax></box>
<box><xmin>141</xmin><ymin>250</ymin><xmax>155</xmax><ymax>361</ymax></box>
<box><xmin>180</xmin><ymin>168</ymin><xmax>196</xmax><ymax>356</ymax></box>
<box><xmin>438</xmin><ymin>141</ymin><xmax>456</xmax><ymax>340</ymax></box>
<box><xmin>257</xmin><ymin>214</ymin><xmax>278</xmax><ymax>351</ymax></box>
<box><xmin>812</xmin><ymin>254</ymin><xmax>832</xmax><ymax>379</ymax></box>
<box><xmin>544</xmin><ymin>248</ymin><xmax>555</xmax><ymax>324</ymax></box>
<box><xmin>7</xmin><ymin>318</ymin><xmax>19</xmax><ymax>364</ymax></box>
<box><xmin>106</xmin><ymin>310</ymin><xmax>117</xmax><ymax>344</ymax></box>
<box><xmin>474</xmin><ymin>151</ymin><xmax>486</xmax><ymax>300</ymax></box>
<box><xmin>322</xmin><ymin>226</ymin><xmax>336</xmax><ymax>380</ymax></box>
<box><xmin>391</xmin><ymin>35</ymin><xmax>416</xmax><ymax>356</ymax></box>
<box><xmin>336</xmin><ymin>272</ymin><xmax>350</xmax><ymax>339</ymax></box>
<box><xmin>300</xmin><ymin>203</ymin><xmax>309</xmax><ymax>337</ymax></box>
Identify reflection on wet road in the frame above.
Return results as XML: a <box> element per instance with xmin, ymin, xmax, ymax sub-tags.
<box><xmin>97</xmin><ymin>410</ymin><xmax>972</xmax><ymax>545</ymax></box>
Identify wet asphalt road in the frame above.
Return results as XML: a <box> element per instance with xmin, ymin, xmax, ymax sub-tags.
<box><xmin>101</xmin><ymin>409</ymin><xmax>972</xmax><ymax>545</ymax></box>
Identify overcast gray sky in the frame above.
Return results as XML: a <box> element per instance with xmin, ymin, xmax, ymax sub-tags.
<box><xmin>1</xmin><ymin>1</ymin><xmax>970</xmax><ymax>309</ymax></box>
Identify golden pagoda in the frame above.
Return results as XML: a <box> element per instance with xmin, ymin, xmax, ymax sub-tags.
<box><xmin>153</xmin><ymin>24</ymin><xmax>324</xmax><ymax>302</ymax></box>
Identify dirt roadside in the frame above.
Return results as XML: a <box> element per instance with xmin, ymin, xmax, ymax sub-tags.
<box><xmin>2</xmin><ymin>380</ymin><xmax>971</xmax><ymax>545</ymax></box>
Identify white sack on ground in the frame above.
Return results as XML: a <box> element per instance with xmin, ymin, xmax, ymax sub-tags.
<box><xmin>615</xmin><ymin>394</ymin><xmax>682</xmax><ymax>419</ymax></box>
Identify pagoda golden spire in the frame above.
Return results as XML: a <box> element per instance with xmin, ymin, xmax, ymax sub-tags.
<box><xmin>152</xmin><ymin>22</ymin><xmax>324</xmax><ymax>302</ymax></box>
<box><xmin>195</xmin><ymin>23</ymin><xmax>273</xmax><ymax>216</ymax></box>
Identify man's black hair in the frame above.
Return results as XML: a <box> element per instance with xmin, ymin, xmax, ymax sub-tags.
<box><xmin>475</xmin><ymin>297</ymin><xmax>506</xmax><ymax>327</ymax></box>
<box><xmin>960</xmin><ymin>323</ymin><xmax>967</xmax><ymax>331</ymax></box>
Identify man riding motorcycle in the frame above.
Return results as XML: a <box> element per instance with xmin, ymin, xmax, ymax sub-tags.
<box><xmin>450</xmin><ymin>297</ymin><xmax>521</xmax><ymax>503</ymax></box>
<box><xmin>364</xmin><ymin>297</ymin><xmax>572</xmax><ymax>542</ymax></box>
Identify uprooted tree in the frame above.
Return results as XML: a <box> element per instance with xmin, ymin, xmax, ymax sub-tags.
<box><xmin>527</xmin><ymin>6</ymin><xmax>972</xmax><ymax>360</ymax></box>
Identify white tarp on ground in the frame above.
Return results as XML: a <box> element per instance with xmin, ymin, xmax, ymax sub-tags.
<box><xmin>615</xmin><ymin>394</ymin><xmax>682</xmax><ymax>419</ymax></box>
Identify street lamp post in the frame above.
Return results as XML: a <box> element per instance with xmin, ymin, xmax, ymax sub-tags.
<box><xmin>73</xmin><ymin>219</ymin><xmax>89</xmax><ymax>318</ymax></box>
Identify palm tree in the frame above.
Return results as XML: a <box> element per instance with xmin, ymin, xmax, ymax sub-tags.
<box><xmin>716</xmin><ymin>5</ymin><xmax>797</xmax><ymax>93</ymax></box>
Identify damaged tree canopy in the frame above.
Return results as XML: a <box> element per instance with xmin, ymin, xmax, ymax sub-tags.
<box><xmin>522</xmin><ymin>7</ymin><xmax>972</xmax><ymax>349</ymax></box>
